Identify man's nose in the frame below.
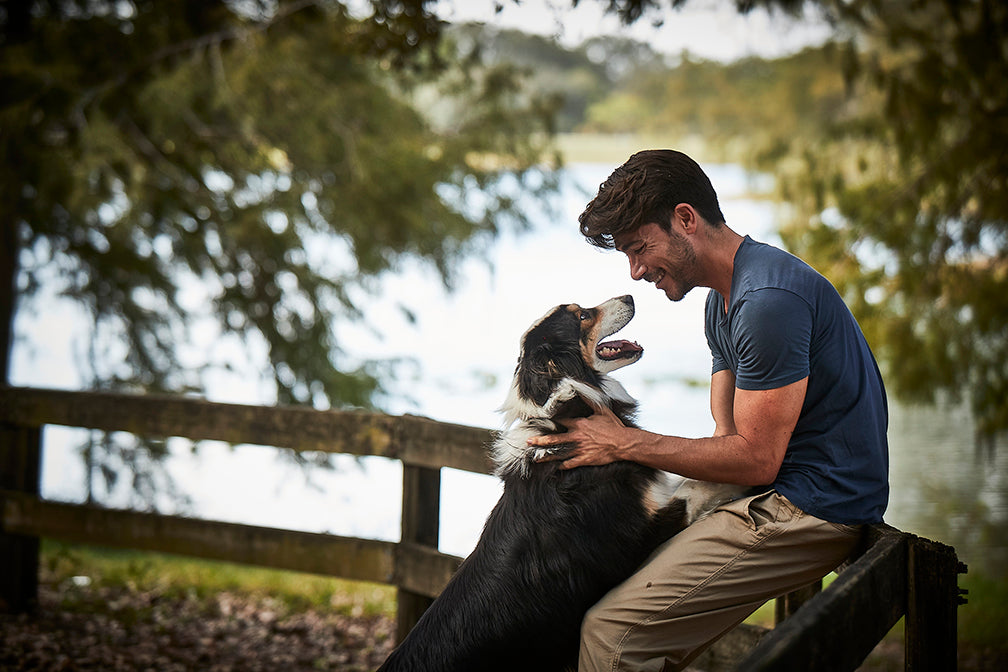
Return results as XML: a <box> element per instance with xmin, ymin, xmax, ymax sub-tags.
<box><xmin>629</xmin><ymin>256</ymin><xmax>646</xmax><ymax>281</ymax></box>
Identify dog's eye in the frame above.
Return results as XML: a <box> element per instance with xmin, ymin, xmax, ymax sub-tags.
<box><xmin>579</xmin><ymin>310</ymin><xmax>591</xmax><ymax>321</ymax></box>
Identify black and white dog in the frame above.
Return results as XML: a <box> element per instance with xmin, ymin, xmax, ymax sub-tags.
<box><xmin>378</xmin><ymin>295</ymin><xmax>746</xmax><ymax>672</ymax></box>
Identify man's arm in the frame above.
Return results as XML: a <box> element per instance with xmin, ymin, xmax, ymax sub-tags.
<box><xmin>711</xmin><ymin>369</ymin><xmax>737</xmax><ymax>438</ymax></box>
<box><xmin>529</xmin><ymin>376</ymin><xmax>808</xmax><ymax>486</ymax></box>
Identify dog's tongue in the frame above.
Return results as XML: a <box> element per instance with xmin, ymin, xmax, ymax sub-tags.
<box><xmin>596</xmin><ymin>339</ymin><xmax>643</xmax><ymax>360</ymax></box>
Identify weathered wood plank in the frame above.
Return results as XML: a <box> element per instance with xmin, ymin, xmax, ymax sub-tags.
<box><xmin>397</xmin><ymin>415</ymin><xmax>496</xmax><ymax>474</ymax></box>
<box><xmin>0</xmin><ymin>491</ymin><xmax>401</xmax><ymax>585</ymax></box>
<box><xmin>906</xmin><ymin>536</ymin><xmax>962</xmax><ymax>672</ymax></box>
<box><xmin>396</xmin><ymin>464</ymin><xmax>443</xmax><ymax>641</ymax></box>
<box><xmin>394</xmin><ymin>541</ymin><xmax>463</xmax><ymax>599</ymax></box>
<box><xmin>774</xmin><ymin>580</ymin><xmax>822</xmax><ymax>625</ymax></box>
<box><xmin>0</xmin><ymin>387</ymin><xmax>494</xmax><ymax>474</ymax></box>
<box><xmin>735</xmin><ymin>528</ymin><xmax>909</xmax><ymax>672</ymax></box>
<box><xmin>0</xmin><ymin>424</ymin><xmax>41</xmax><ymax>612</ymax></box>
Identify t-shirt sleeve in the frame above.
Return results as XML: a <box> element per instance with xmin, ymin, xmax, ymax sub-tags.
<box><xmin>705</xmin><ymin>290</ymin><xmax>730</xmax><ymax>375</ymax></box>
<box><xmin>732</xmin><ymin>288</ymin><xmax>812</xmax><ymax>390</ymax></box>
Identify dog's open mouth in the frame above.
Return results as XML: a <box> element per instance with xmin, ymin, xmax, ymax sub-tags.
<box><xmin>596</xmin><ymin>339</ymin><xmax>643</xmax><ymax>361</ymax></box>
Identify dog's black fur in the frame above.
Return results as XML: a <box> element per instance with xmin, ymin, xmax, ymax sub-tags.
<box><xmin>378</xmin><ymin>295</ymin><xmax>724</xmax><ymax>672</ymax></box>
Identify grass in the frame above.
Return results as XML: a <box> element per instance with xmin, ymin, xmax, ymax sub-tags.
<box><xmin>40</xmin><ymin>540</ymin><xmax>396</xmax><ymax>619</ymax></box>
<box><xmin>959</xmin><ymin>571</ymin><xmax>1008</xmax><ymax>648</ymax></box>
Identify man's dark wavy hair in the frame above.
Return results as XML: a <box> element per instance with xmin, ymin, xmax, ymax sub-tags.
<box><xmin>578</xmin><ymin>150</ymin><xmax>726</xmax><ymax>249</ymax></box>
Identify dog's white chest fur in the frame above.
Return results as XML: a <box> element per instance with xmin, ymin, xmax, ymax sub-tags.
<box><xmin>493</xmin><ymin>376</ymin><xmax>636</xmax><ymax>477</ymax></box>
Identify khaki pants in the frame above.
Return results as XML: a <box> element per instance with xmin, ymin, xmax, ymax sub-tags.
<box><xmin>579</xmin><ymin>490</ymin><xmax>863</xmax><ymax>672</ymax></box>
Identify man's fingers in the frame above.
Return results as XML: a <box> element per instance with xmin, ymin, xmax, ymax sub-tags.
<box><xmin>558</xmin><ymin>455</ymin><xmax>582</xmax><ymax>470</ymax></box>
<box><xmin>527</xmin><ymin>432</ymin><xmax>566</xmax><ymax>447</ymax></box>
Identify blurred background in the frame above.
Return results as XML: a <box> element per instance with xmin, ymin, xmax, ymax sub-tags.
<box><xmin>2</xmin><ymin>0</ymin><xmax>1006</xmax><ymax>669</ymax></box>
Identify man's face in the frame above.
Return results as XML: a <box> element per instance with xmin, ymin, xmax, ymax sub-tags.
<box><xmin>614</xmin><ymin>221</ymin><xmax>699</xmax><ymax>302</ymax></box>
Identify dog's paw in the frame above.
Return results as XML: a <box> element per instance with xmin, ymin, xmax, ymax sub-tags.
<box><xmin>532</xmin><ymin>447</ymin><xmax>554</xmax><ymax>462</ymax></box>
<box><xmin>542</xmin><ymin>380</ymin><xmax>580</xmax><ymax>414</ymax></box>
<box><xmin>532</xmin><ymin>443</ymin><xmax>572</xmax><ymax>461</ymax></box>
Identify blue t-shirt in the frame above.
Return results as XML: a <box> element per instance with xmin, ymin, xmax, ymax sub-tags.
<box><xmin>705</xmin><ymin>237</ymin><xmax>889</xmax><ymax>524</ymax></box>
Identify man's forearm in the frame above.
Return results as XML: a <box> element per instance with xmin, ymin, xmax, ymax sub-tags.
<box><xmin>616</xmin><ymin>428</ymin><xmax>779</xmax><ymax>486</ymax></box>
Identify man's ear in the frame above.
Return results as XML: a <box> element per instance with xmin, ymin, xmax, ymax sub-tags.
<box><xmin>674</xmin><ymin>203</ymin><xmax>699</xmax><ymax>234</ymax></box>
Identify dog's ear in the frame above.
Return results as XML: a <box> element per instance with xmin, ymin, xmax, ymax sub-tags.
<box><xmin>518</xmin><ymin>341</ymin><xmax>598</xmax><ymax>408</ymax></box>
<box><xmin>517</xmin><ymin>341</ymin><xmax>562</xmax><ymax>406</ymax></box>
<box><xmin>546</xmin><ymin>359</ymin><xmax>560</xmax><ymax>377</ymax></box>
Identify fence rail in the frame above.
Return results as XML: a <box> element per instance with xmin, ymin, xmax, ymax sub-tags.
<box><xmin>0</xmin><ymin>490</ymin><xmax>460</xmax><ymax>596</ymax></box>
<box><xmin>0</xmin><ymin>386</ymin><xmax>495</xmax><ymax>472</ymax></box>
<box><xmin>0</xmin><ymin>387</ymin><xmax>964</xmax><ymax>670</ymax></box>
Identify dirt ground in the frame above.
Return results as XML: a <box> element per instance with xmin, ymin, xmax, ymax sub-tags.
<box><xmin>0</xmin><ymin>580</ymin><xmax>396</xmax><ymax>671</ymax></box>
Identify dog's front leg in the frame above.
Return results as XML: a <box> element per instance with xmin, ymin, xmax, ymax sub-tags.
<box><xmin>540</xmin><ymin>378</ymin><xmax>609</xmax><ymax>418</ymax></box>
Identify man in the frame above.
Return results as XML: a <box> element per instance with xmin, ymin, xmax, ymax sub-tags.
<box><xmin>528</xmin><ymin>149</ymin><xmax>889</xmax><ymax>671</ymax></box>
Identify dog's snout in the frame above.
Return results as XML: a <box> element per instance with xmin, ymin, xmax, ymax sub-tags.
<box><xmin>619</xmin><ymin>295</ymin><xmax>634</xmax><ymax>309</ymax></box>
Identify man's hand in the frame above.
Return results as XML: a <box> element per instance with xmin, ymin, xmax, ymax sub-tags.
<box><xmin>527</xmin><ymin>400</ymin><xmax>630</xmax><ymax>470</ymax></box>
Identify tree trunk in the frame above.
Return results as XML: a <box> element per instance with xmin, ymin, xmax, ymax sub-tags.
<box><xmin>1</xmin><ymin>220</ymin><xmax>18</xmax><ymax>384</ymax></box>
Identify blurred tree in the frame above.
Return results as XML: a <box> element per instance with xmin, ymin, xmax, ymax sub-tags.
<box><xmin>448</xmin><ymin>24</ymin><xmax>605</xmax><ymax>132</ymax></box>
<box><xmin>0</xmin><ymin>0</ymin><xmax>557</xmax><ymax>505</ymax></box>
<box><xmin>447</xmin><ymin>24</ymin><xmax>666</xmax><ymax>132</ymax></box>
<box><xmin>581</xmin><ymin>45</ymin><xmax>847</xmax><ymax>149</ymax></box>
<box><xmin>569</xmin><ymin>0</ymin><xmax>806</xmax><ymax>24</ymax></box>
<box><xmin>751</xmin><ymin>0</ymin><xmax>1008</xmax><ymax>440</ymax></box>
<box><xmin>0</xmin><ymin>0</ymin><xmax>556</xmax><ymax>401</ymax></box>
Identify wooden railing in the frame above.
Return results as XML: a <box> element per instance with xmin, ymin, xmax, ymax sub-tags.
<box><xmin>0</xmin><ymin>386</ymin><xmax>491</xmax><ymax>641</ymax></box>
<box><xmin>734</xmin><ymin>525</ymin><xmax>965</xmax><ymax>671</ymax></box>
<box><xmin>0</xmin><ymin>387</ymin><xmax>965</xmax><ymax>670</ymax></box>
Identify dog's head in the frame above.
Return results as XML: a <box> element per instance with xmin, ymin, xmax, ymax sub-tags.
<box><xmin>498</xmin><ymin>295</ymin><xmax>643</xmax><ymax>428</ymax></box>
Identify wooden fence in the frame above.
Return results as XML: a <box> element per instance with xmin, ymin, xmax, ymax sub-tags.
<box><xmin>0</xmin><ymin>386</ymin><xmax>965</xmax><ymax>670</ymax></box>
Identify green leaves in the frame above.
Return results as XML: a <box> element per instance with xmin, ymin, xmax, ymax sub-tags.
<box><xmin>574</xmin><ymin>0</ymin><xmax>1008</xmax><ymax>436</ymax></box>
<box><xmin>2</xmin><ymin>0</ymin><xmax>556</xmax><ymax>411</ymax></box>
<box><xmin>767</xmin><ymin>1</ymin><xmax>1008</xmax><ymax>439</ymax></box>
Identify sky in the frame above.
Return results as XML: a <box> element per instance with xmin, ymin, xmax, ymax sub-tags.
<box><xmin>433</xmin><ymin>0</ymin><xmax>834</xmax><ymax>62</ymax></box>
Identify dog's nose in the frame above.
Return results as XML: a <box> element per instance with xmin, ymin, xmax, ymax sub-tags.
<box><xmin>619</xmin><ymin>295</ymin><xmax>634</xmax><ymax>309</ymax></box>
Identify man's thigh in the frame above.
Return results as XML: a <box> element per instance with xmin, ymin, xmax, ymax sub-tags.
<box><xmin>579</xmin><ymin>490</ymin><xmax>862</xmax><ymax>672</ymax></box>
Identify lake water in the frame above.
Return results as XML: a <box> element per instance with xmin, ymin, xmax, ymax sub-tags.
<box><xmin>15</xmin><ymin>163</ymin><xmax>1007</xmax><ymax>576</ymax></box>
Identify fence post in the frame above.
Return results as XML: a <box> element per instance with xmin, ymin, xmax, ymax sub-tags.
<box><xmin>396</xmin><ymin>463</ymin><xmax>441</xmax><ymax>642</ymax></box>
<box><xmin>0</xmin><ymin>421</ymin><xmax>42</xmax><ymax>613</ymax></box>
<box><xmin>774</xmin><ymin>579</ymin><xmax>823</xmax><ymax>625</ymax></box>
<box><xmin>905</xmin><ymin>536</ymin><xmax>964</xmax><ymax>671</ymax></box>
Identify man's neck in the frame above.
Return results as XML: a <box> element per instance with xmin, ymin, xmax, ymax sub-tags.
<box><xmin>702</xmin><ymin>226</ymin><xmax>745</xmax><ymax>309</ymax></box>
